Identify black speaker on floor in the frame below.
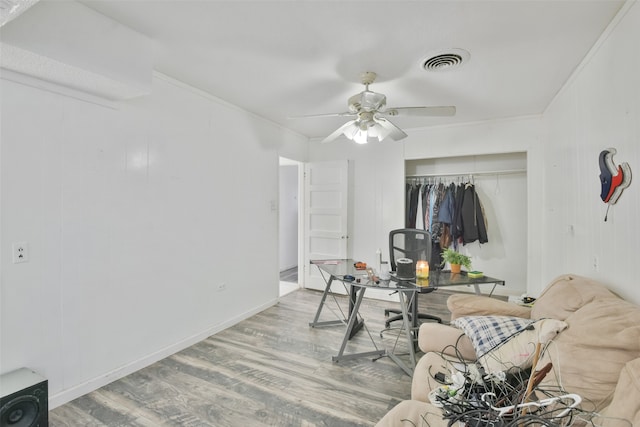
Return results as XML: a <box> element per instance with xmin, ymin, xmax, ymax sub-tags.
<box><xmin>0</xmin><ymin>368</ymin><xmax>48</xmax><ymax>427</ymax></box>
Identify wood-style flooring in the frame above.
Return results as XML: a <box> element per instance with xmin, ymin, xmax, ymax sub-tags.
<box><xmin>279</xmin><ymin>266</ymin><xmax>298</xmax><ymax>283</ymax></box>
<box><xmin>50</xmin><ymin>288</ymin><xmax>455</xmax><ymax>427</ymax></box>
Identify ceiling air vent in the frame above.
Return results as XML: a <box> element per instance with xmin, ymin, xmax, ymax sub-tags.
<box><xmin>421</xmin><ymin>49</ymin><xmax>470</xmax><ymax>72</ymax></box>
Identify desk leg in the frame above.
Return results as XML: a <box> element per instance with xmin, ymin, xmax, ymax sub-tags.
<box><xmin>348</xmin><ymin>283</ymin><xmax>364</xmax><ymax>339</ymax></box>
<box><xmin>411</xmin><ymin>290</ymin><xmax>419</xmax><ymax>347</ymax></box>
<box><xmin>473</xmin><ymin>282</ymin><xmax>500</xmax><ymax>296</ymax></box>
<box><xmin>332</xmin><ymin>287</ymin><xmax>385</xmax><ymax>363</ymax></box>
<box><xmin>404</xmin><ymin>290</ymin><xmax>417</xmax><ymax>369</ymax></box>
<box><xmin>384</xmin><ymin>290</ymin><xmax>416</xmax><ymax>376</ymax></box>
<box><xmin>309</xmin><ymin>275</ymin><xmax>345</xmax><ymax>328</ymax></box>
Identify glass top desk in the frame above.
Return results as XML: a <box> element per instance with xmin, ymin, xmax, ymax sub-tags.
<box><xmin>309</xmin><ymin>259</ymin><xmax>425</xmax><ymax>375</ymax></box>
<box><xmin>404</xmin><ymin>269</ymin><xmax>506</xmax><ymax>296</ymax></box>
<box><xmin>310</xmin><ymin>259</ymin><xmax>506</xmax><ymax>376</ymax></box>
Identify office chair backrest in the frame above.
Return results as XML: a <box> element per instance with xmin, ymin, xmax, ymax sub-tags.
<box><xmin>389</xmin><ymin>228</ymin><xmax>432</xmax><ymax>272</ymax></box>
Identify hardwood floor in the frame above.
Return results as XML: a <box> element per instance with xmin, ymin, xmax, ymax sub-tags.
<box><xmin>279</xmin><ymin>266</ymin><xmax>298</xmax><ymax>283</ymax></box>
<box><xmin>50</xmin><ymin>288</ymin><xmax>455</xmax><ymax>427</ymax></box>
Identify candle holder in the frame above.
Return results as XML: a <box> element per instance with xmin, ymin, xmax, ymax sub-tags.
<box><xmin>416</xmin><ymin>277</ymin><xmax>430</xmax><ymax>287</ymax></box>
<box><xmin>416</xmin><ymin>260</ymin><xmax>429</xmax><ymax>279</ymax></box>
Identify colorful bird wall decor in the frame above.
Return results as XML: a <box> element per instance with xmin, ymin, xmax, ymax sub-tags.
<box><xmin>598</xmin><ymin>148</ymin><xmax>632</xmax><ymax>221</ymax></box>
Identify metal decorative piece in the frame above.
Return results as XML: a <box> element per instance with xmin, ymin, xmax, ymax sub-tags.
<box><xmin>599</xmin><ymin>148</ymin><xmax>632</xmax><ymax>221</ymax></box>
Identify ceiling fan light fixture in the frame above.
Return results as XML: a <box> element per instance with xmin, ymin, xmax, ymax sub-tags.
<box><xmin>369</xmin><ymin>123</ymin><xmax>391</xmax><ymax>142</ymax></box>
<box><xmin>352</xmin><ymin>129</ymin><xmax>369</xmax><ymax>144</ymax></box>
<box><xmin>421</xmin><ymin>48</ymin><xmax>470</xmax><ymax>72</ymax></box>
<box><xmin>343</xmin><ymin>120</ymin><xmax>390</xmax><ymax>144</ymax></box>
<box><xmin>312</xmin><ymin>69</ymin><xmax>457</xmax><ymax>144</ymax></box>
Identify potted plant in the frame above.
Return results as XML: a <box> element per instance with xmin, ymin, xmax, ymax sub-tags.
<box><xmin>441</xmin><ymin>248</ymin><xmax>472</xmax><ymax>273</ymax></box>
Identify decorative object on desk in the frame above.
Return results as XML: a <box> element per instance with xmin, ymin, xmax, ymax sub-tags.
<box><xmin>467</xmin><ymin>270</ymin><xmax>484</xmax><ymax>279</ymax></box>
<box><xmin>598</xmin><ymin>148</ymin><xmax>632</xmax><ymax>222</ymax></box>
<box><xmin>396</xmin><ymin>257</ymin><xmax>414</xmax><ymax>279</ymax></box>
<box><xmin>353</xmin><ymin>261</ymin><xmax>367</xmax><ymax>270</ymax></box>
<box><xmin>379</xmin><ymin>262</ymin><xmax>391</xmax><ymax>280</ymax></box>
<box><xmin>441</xmin><ymin>248</ymin><xmax>472</xmax><ymax>273</ymax></box>
<box><xmin>416</xmin><ymin>260</ymin><xmax>429</xmax><ymax>279</ymax></box>
<box><xmin>365</xmin><ymin>267</ymin><xmax>380</xmax><ymax>284</ymax></box>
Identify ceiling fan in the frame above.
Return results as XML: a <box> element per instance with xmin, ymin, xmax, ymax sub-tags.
<box><xmin>299</xmin><ymin>71</ymin><xmax>456</xmax><ymax>144</ymax></box>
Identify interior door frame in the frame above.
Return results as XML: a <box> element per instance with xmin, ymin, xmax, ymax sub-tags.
<box><xmin>302</xmin><ymin>160</ymin><xmax>350</xmax><ymax>291</ymax></box>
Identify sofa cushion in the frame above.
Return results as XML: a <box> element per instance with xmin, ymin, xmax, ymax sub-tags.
<box><xmin>452</xmin><ymin>315</ymin><xmax>534</xmax><ymax>357</ymax></box>
<box><xmin>531</xmin><ymin>274</ymin><xmax>618</xmax><ymax>320</ymax></box>
<box><xmin>447</xmin><ymin>294</ymin><xmax>532</xmax><ymax>320</ymax></box>
<box><xmin>417</xmin><ymin>322</ymin><xmax>476</xmax><ymax>360</ymax></box>
<box><xmin>599</xmin><ymin>357</ymin><xmax>640</xmax><ymax>426</ymax></box>
<box><xmin>375</xmin><ymin>400</ymin><xmax>448</xmax><ymax>427</ymax></box>
<box><xmin>538</xmin><ymin>297</ymin><xmax>640</xmax><ymax>411</ymax></box>
<box><xmin>478</xmin><ymin>318</ymin><xmax>567</xmax><ymax>375</ymax></box>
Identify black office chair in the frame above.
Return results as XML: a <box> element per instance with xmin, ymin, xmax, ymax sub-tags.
<box><xmin>384</xmin><ymin>228</ymin><xmax>442</xmax><ymax>328</ymax></box>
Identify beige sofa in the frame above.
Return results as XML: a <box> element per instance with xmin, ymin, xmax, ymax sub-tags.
<box><xmin>376</xmin><ymin>274</ymin><xmax>640</xmax><ymax>426</ymax></box>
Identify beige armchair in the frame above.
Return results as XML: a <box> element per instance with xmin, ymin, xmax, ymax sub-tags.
<box><xmin>376</xmin><ymin>274</ymin><xmax>640</xmax><ymax>427</ymax></box>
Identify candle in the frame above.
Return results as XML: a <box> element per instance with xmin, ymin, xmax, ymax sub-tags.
<box><xmin>416</xmin><ymin>278</ymin><xmax>430</xmax><ymax>287</ymax></box>
<box><xmin>416</xmin><ymin>260</ymin><xmax>429</xmax><ymax>279</ymax></box>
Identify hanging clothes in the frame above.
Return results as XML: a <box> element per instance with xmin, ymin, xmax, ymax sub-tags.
<box><xmin>429</xmin><ymin>183</ymin><xmax>447</xmax><ymax>243</ymax></box>
<box><xmin>406</xmin><ymin>176</ymin><xmax>489</xmax><ymax>247</ymax></box>
<box><xmin>424</xmin><ymin>184</ymin><xmax>434</xmax><ymax>233</ymax></box>
<box><xmin>420</xmin><ymin>184</ymin><xmax>429</xmax><ymax>231</ymax></box>
<box><xmin>460</xmin><ymin>183</ymin><xmax>489</xmax><ymax>244</ymax></box>
<box><xmin>437</xmin><ymin>183</ymin><xmax>456</xmax><ymax>249</ymax></box>
<box><xmin>452</xmin><ymin>182</ymin><xmax>466</xmax><ymax>247</ymax></box>
<box><xmin>406</xmin><ymin>183</ymin><xmax>420</xmax><ymax>228</ymax></box>
<box><xmin>405</xmin><ymin>183</ymin><xmax>412</xmax><ymax>227</ymax></box>
<box><xmin>415</xmin><ymin>183</ymin><xmax>424</xmax><ymax>230</ymax></box>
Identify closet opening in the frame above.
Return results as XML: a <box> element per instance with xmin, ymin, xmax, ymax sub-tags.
<box><xmin>405</xmin><ymin>152</ymin><xmax>527</xmax><ymax>297</ymax></box>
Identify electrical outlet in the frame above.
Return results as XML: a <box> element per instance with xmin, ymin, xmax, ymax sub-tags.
<box><xmin>13</xmin><ymin>242</ymin><xmax>28</xmax><ymax>263</ymax></box>
<box><xmin>217</xmin><ymin>283</ymin><xmax>226</xmax><ymax>292</ymax></box>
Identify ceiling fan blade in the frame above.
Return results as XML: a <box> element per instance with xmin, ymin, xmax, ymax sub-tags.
<box><xmin>288</xmin><ymin>111</ymin><xmax>355</xmax><ymax>119</ymax></box>
<box><xmin>321</xmin><ymin>120</ymin><xmax>358</xmax><ymax>143</ymax></box>
<box><xmin>375</xmin><ymin>117</ymin><xmax>407</xmax><ymax>141</ymax></box>
<box><xmin>380</xmin><ymin>106</ymin><xmax>456</xmax><ymax>117</ymax></box>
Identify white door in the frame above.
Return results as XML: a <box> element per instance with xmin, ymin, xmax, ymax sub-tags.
<box><xmin>303</xmin><ymin>160</ymin><xmax>349</xmax><ymax>291</ymax></box>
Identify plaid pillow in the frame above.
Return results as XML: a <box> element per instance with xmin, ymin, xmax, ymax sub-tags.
<box><xmin>452</xmin><ymin>315</ymin><xmax>534</xmax><ymax>358</ymax></box>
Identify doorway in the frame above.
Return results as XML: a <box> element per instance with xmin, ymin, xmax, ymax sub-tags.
<box><xmin>279</xmin><ymin>157</ymin><xmax>302</xmax><ymax>296</ymax></box>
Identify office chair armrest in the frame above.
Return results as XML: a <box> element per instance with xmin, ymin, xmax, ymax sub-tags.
<box><xmin>447</xmin><ymin>294</ymin><xmax>532</xmax><ymax>320</ymax></box>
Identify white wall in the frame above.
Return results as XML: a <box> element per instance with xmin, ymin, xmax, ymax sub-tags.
<box><xmin>0</xmin><ymin>73</ymin><xmax>308</xmax><ymax>406</ymax></box>
<box><xmin>540</xmin><ymin>1</ymin><xmax>640</xmax><ymax>303</ymax></box>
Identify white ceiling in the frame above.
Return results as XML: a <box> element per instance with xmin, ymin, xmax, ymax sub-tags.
<box><xmin>76</xmin><ymin>0</ymin><xmax>624</xmax><ymax>141</ymax></box>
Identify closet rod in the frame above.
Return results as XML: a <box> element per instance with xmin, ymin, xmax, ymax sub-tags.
<box><xmin>406</xmin><ymin>168</ymin><xmax>526</xmax><ymax>179</ymax></box>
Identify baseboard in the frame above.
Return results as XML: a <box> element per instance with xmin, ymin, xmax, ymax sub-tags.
<box><xmin>48</xmin><ymin>298</ymin><xmax>278</xmax><ymax>409</ymax></box>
